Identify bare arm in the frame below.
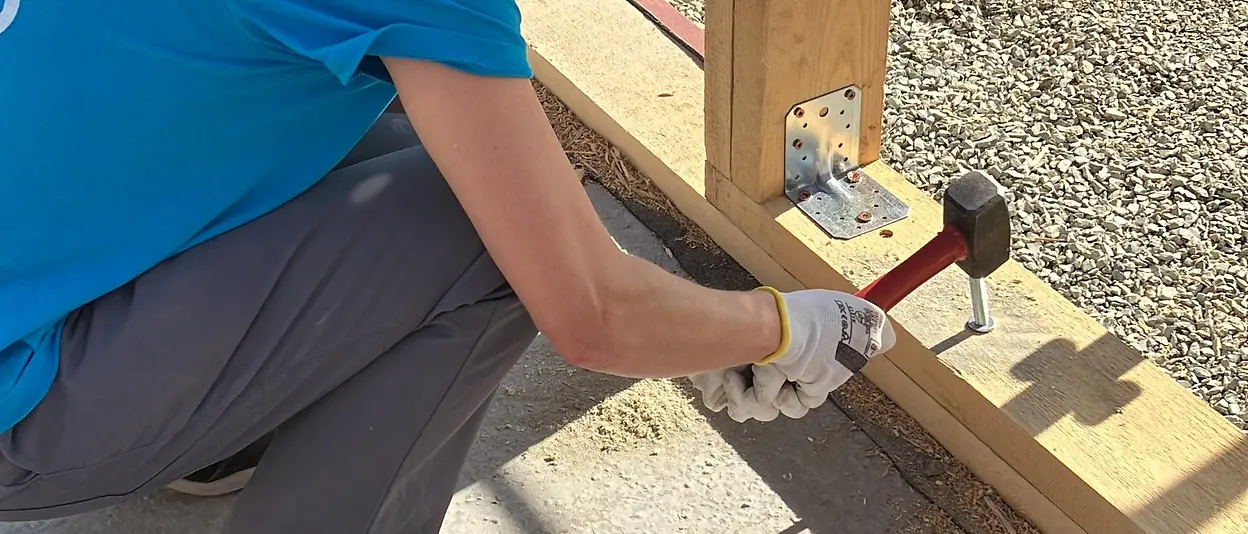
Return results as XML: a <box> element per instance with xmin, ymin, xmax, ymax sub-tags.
<box><xmin>381</xmin><ymin>57</ymin><xmax>781</xmax><ymax>378</ymax></box>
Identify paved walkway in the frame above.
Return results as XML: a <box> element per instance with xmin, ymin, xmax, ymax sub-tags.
<box><xmin>0</xmin><ymin>184</ymin><xmax>951</xmax><ymax>534</ymax></box>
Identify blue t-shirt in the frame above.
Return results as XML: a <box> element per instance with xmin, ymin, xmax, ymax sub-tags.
<box><xmin>0</xmin><ymin>0</ymin><xmax>532</xmax><ymax>432</ymax></box>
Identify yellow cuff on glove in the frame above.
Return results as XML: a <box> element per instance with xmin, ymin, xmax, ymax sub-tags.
<box><xmin>753</xmin><ymin>286</ymin><xmax>791</xmax><ymax>365</ymax></box>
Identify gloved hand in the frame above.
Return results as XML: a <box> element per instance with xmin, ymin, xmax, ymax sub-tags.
<box><xmin>750</xmin><ymin>287</ymin><xmax>897</xmax><ymax>414</ymax></box>
<box><xmin>687</xmin><ymin>366</ymin><xmax>783</xmax><ymax>423</ymax></box>
<box><xmin>688</xmin><ymin>287</ymin><xmax>896</xmax><ymax>422</ymax></box>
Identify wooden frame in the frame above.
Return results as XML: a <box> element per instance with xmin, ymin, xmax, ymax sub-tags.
<box><xmin>517</xmin><ymin>0</ymin><xmax>1248</xmax><ymax>532</ymax></box>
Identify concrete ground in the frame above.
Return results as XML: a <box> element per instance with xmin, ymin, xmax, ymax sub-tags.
<box><xmin>0</xmin><ymin>184</ymin><xmax>954</xmax><ymax>534</ymax></box>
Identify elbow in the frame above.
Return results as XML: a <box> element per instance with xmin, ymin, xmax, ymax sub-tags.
<box><xmin>531</xmin><ymin>253</ymin><xmax>644</xmax><ymax>374</ymax></box>
<box><xmin>541</xmin><ymin>299</ymin><xmax>630</xmax><ymax>373</ymax></box>
<box><xmin>544</xmin><ymin>316</ymin><xmax>619</xmax><ymax>372</ymax></box>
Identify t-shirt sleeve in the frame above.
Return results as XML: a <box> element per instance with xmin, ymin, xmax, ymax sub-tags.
<box><xmin>229</xmin><ymin>0</ymin><xmax>532</xmax><ymax>84</ymax></box>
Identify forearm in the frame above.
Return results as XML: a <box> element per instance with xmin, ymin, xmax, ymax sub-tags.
<box><xmin>587</xmin><ymin>252</ymin><xmax>783</xmax><ymax>378</ymax></box>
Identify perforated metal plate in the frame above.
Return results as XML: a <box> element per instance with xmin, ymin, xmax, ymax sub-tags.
<box><xmin>784</xmin><ymin>86</ymin><xmax>909</xmax><ymax>239</ymax></box>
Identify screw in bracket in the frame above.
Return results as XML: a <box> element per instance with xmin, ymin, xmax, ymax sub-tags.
<box><xmin>856</xmin><ymin>211</ymin><xmax>873</xmax><ymax>223</ymax></box>
<box><xmin>847</xmin><ymin>171</ymin><xmax>862</xmax><ymax>183</ymax></box>
<box><xmin>844</xmin><ymin>89</ymin><xmax>857</xmax><ymax>100</ymax></box>
<box><xmin>797</xmin><ymin>190</ymin><xmax>812</xmax><ymax>201</ymax></box>
<box><xmin>793</xmin><ymin>107</ymin><xmax>805</xmax><ymax>118</ymax></box>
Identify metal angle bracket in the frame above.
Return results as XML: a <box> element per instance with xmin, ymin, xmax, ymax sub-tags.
<box><xmin>784</xmin><ymin>85</ymin><xmax>909</xmax><ymax>239</ymax></box>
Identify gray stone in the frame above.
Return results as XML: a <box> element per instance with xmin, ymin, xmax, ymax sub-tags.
<box><xmin>1103</xmin><ymin>108</ymin><xmax>1129</xmax><ymax>121</ymax></box>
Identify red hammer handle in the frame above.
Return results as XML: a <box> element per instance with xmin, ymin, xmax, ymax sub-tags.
<box><xmin>854</xmin><ymin>226</ymin><xmax>969</xmax><ymax>313</ymax></box>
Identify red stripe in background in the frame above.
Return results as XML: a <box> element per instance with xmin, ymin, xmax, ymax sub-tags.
<box><xmin>624</xmin><ymin>0</ymin><xmax>707</xmax><ymax>61</ymax></box>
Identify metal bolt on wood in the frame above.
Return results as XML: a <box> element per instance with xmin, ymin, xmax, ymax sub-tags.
<box><xmin>967</xmin><ymin>278</ymin><xmax>996</xmax><ymax>333</ymax></box>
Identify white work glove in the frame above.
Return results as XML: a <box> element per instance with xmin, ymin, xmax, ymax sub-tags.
<box><xmin>688</xmin><ymin>366</ymin><xmax>783</xmax><ymax>423</ymax></box>
<box><xmin>752</xmin><ymin>287</ymin><xmax>896</xmax><ymax>414</ymax></box>
<box><xmin>688</xmin><ymin>287</ymin><xmax>896</xmax><ymax>422</ymax></box>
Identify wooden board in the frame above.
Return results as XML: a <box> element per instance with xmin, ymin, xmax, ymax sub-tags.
<box><xmin>517</xmin><ymin>0</ymin><xmax>1248</xmax><ymax>533</ymax></box>
<box><xmin>704</xmin><ymin>0</ymin><xmax>890</xmax><ymax>203</ymax></box>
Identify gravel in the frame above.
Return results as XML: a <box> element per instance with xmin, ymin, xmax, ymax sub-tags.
<box><xmin>878</xmin><ymin>0</ymin><xmax>1248</xmax><ymax>430</ymax></box>
<box><xmin>666</xmin><ymin>0</ymin><xmax>705</xmax><ymax>25</ymax></box>
<box><xmin>670</xmin><ymin>0</ymin><xmax>1248</xmax><ymax>430</ymax></box>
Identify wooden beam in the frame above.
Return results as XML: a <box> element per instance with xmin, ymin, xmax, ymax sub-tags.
<box><xmin>704</xmin><ymin>0</ymin><xmax>890</xmax><ymax>204</ymax></box>
<box><xmin>517</xmin><ymin>1</ymin><xmax>1248</xmax><ymax>533</ymax></box>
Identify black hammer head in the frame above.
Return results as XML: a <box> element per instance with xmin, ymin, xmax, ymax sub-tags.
<box><xmin>943</xmin><ymin>171</ymin><xmax>1011</xmax><ymax>279</ymax></box>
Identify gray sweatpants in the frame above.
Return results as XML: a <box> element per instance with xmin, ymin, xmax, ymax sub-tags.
<box><xmin>0</xmin><ymin>114</ymin><xmax>539</xmax><ymax>533</ymax></box>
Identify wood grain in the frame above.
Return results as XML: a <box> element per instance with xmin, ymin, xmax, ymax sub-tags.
<box><xmin>703</xmin><ymin>0</ymin><xmax>732</xmax><ymax>179</ymax></box>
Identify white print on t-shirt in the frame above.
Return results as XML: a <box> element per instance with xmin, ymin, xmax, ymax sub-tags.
<box><xmin>0</xmin><ymin>0</ymin><xmax>19</xmax><ymax>34</ymax></box>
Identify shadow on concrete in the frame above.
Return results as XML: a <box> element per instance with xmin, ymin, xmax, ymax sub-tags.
<box><xmin>482</xmin><ymin>475</ymin><xmax>560</xmax><ymax>534</ymax></box>
<box><xmin>454</xmin><ymin>338</ymin><xmax>635</xmax><ymax>493</ymax></box>
<box><xmin>0</xmin><ymin>491</ymin><xmax>232</xmax><ymax>534</ymax></box>
<box><xmin>690</xmin><ymin>398</ymin><xmax>947</xmax><ymax>534</ymax></box>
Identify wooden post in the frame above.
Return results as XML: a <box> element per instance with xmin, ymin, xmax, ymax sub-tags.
<box><xmin>705</xmin><ymin>0</ymin><xmax>891</xmax><ymax>204</ymax></box>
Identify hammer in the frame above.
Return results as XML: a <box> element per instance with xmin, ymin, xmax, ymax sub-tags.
<box><xmin>855</xmin><ymin>170</ymin><xmax>1011</xmax><ymax>332</ymax></box>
